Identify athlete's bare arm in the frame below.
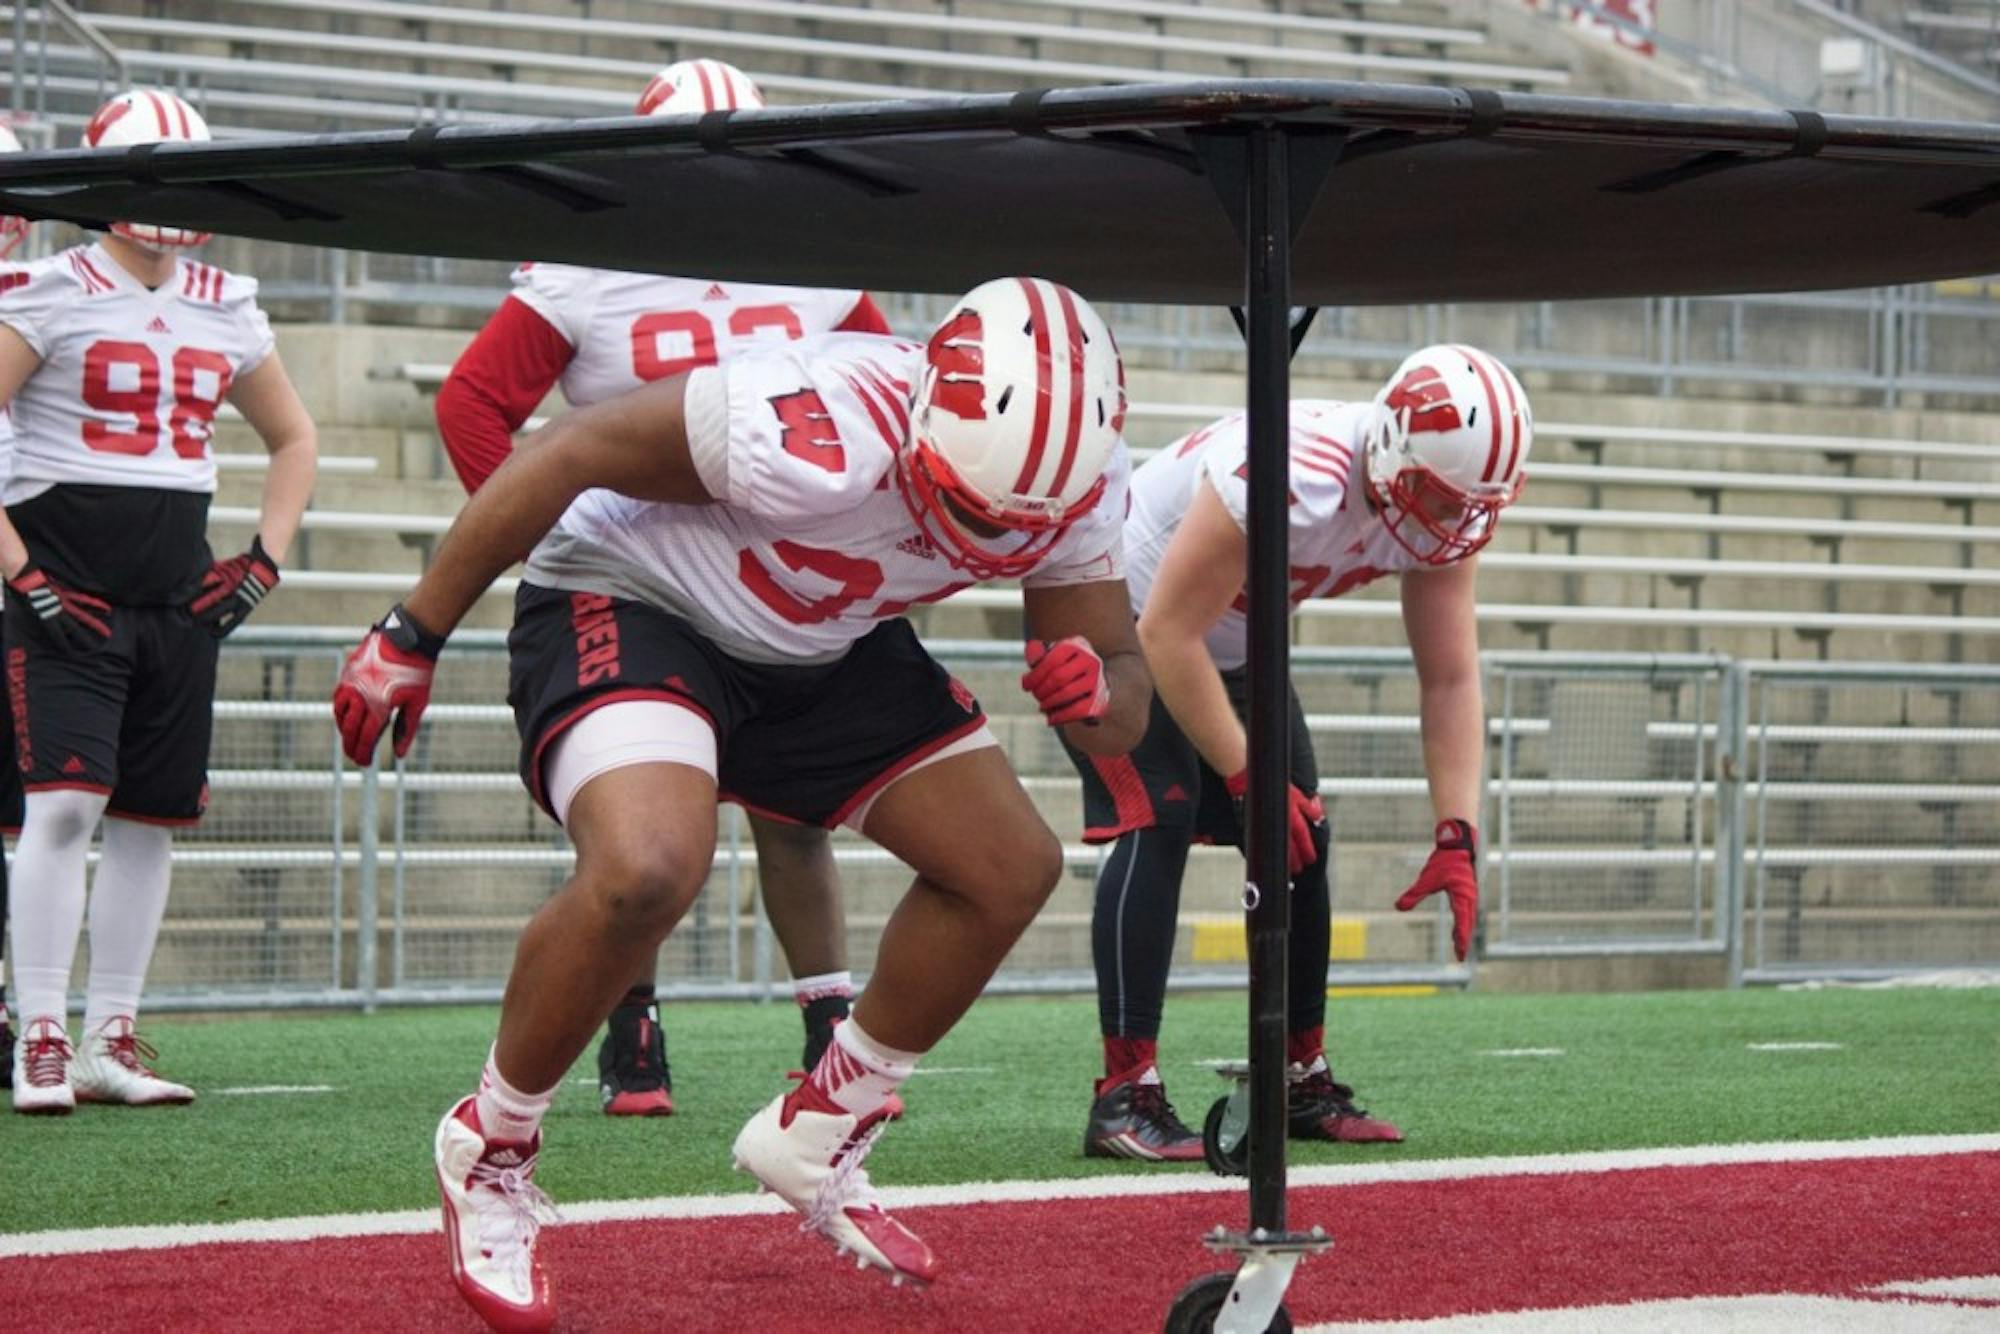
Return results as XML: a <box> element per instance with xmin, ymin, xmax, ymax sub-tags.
<box><xmin>1402</xmin><ymin>556</ymin><xmax>1484</xmax><ymax>825</ymax></box>
<box><xmin>227</xmin><ymin>351</ymin><xmax>318</xmax><ymax>563</ymax></box>
<box><xmin>1135</xmin><ymin>477</ymin><xmax>1252</xmax><ymax>776</ymax></box>
<box><xmin>402</xmin><ymin>375</ymin><xmax>708</xmax><ymax>637</ymax></box>
<box><xmin>1021</xmin><ymin>576</ymin><xmax>1152</xmax><ymax>754</ymax></box>
<box><xmin>0</xmin><ymin>322</ymin><xmax>40</xmax><ymax>404</ymax></box>
<box><xmin>0</xmin><ymin>324</ymin><xmax>42</xmax><ymax>579</ymax></box>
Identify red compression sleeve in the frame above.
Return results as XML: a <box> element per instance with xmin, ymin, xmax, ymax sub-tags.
<box><xmin>434</xmin><ymin>296</ymin><xmax>574</xmax><ymax>494</ymax></box>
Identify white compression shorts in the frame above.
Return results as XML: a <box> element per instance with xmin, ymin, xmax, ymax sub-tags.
<box><xmin>542</xmin><ymin>697</ymin><xmax>1000</xmax><ymax>833</ymax></box>
<box><xmin>543</xmin><ymin>699</ymin><xmax>717</xmax><ymax>826</ymax></box>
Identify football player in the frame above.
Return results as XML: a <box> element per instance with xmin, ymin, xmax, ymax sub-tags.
<box><xmin>435</xmin><ymin>59</ymin><xmax>893</xmax><ymax>1119</ymax></box>
<box><xmin>1068</xmin><ymin>345</ymin><xmax>1530</xmax><ymax>1160</ymax></box>
<box><xmin>334</xmin><ymin>277</ymin><xmax>1148</xmax><ymax>1329</ymax></box>
<box><xmin>0</xmin><ymin>91</ymin><xmax>318</xmax><ymax>1113</ymax></box>
<box><xmin>0</xmin><ymin>120</ymin><xmax>30</xmax><ymax>1086</ymax></box>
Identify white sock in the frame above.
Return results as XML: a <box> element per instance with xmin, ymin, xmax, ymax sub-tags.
<box><xmin>476</xmin><ymin>1046</ymin><xmax>556</xmax><ymax>1144</ymax></box>
<box><xmin>82</xmin><ymin>818</ymin><xmax>174</xmax><ymax>1035</ymax></box>
<box><xmin>808</xmin><ymin>1016</ymin><xmax>919</xmax><ymax>1117</ymax></box>
<box><xmin>8</xmin><ymin>788</ymin><xmax>108</xmax><ymax>1027</ymax></box>
<box><xmin>792</xmin><ymin>970</ymin><xmax>853</xmax><ymax>1005</ymax></box>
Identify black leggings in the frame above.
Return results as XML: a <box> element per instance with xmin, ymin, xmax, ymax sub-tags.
<box><xmin>1093</xmin><ymin>818</ymin><xmax>1331</xmax><ymax>1041</ymax></box>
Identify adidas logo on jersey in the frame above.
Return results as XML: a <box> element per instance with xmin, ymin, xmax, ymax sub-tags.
<box><xmin>61</xmin><ymin>755</ymin><xmax>86</xmax><ymax>776</ymax></box>
<box><xmin>895</xmin><ymin>535</ymin><xmax>937</xmax><ymax>561</ymax></box>
<box><xmin>703</xmin><ymin>283</ymin><xmax>729</xmax><ymax>302</ymax></box>
<box><xmin>146</xmin><ymin>316</ymin><xmax>171</xmax><ymax>334</ymax></box>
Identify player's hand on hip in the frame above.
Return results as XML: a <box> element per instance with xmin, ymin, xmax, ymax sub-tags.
<box><xmin>1395</xmin><ymin>818</ymin><xmax>1479</xmax><ymax>961</ymax></box>
<box><xmin>189</xmin><ymin>535</ymin><xmax>280</xmax><ymax>639</ymax></box>
<box><xmin>1022</xmin><ymin>636</ymin><xmax>1109</xmax><ymax>726</ymax></box>
<box><xmin>6</xmin><ymin>563</ymin><xmax>112</xmax><ymax>653</ymax></box>
<box><xmin>332</xmin><ymin>603</ymin><xmax>444</xmax><ymax>765</ymax></box>
<box><xmin>1225</xmin><ymin>767</ymin><xmax>1326</xmax><ymax>878</ymax></box>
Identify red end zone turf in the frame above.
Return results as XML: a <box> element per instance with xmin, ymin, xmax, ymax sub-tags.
<box><xmin>6</xmin><ymin>1151</ymin><xmax>1997</xmax><ymax>1332</ymax></box>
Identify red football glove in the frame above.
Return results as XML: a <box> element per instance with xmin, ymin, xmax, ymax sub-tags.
<box><xmin>1395</xmin><ymin>818</ymin><xmax>1480</xmax><ymax>961</ymax></box>
<box><xmin>190</xmin><ymin>535</ymin><xmax>280</xmax><ymax>639</ymax></box>
<box><xmin>1021</xmin><ymin>636</ymin><xmax>1109</xmax><ymax>727</ymax></box>
<box><xmin>332</xmin><ymin>604</ymin><xmax>444</xmax><ymax>765</ymax></box>
<box><xmin>1225</xmin><ymin>767</ymin><xmax>1325</xmax><ymax>878</ymax></box>
<box><xmin>7</xmin><ymin>562</ymin><xmax>112</xmax><ymax>652</ymax></box>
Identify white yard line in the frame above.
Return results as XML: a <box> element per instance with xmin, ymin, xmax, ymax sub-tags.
<box><xmin>212</xmin><ymin>1085</ymin><xmax>336</xmax><ymax>1096</ymax></box>
<box><xmin>1747</xmin><ymin>1042</ymin><xmax>1846</xmax><ymax>1052</ymax></box>
<box><xmin>1481</xmin><ymin>1048</ymin><xmax>1566</xmax><ymax>1058</ymax></box>
<box><xmin>5</xmin><ymin>1132</ymin><xmax>1997</xmax><ymax>1260</ymax></box>
<box><xmin>1871</xmin><ymin>1276</ymin><xmax>2000</xmax><ymax>1301</ymax></box>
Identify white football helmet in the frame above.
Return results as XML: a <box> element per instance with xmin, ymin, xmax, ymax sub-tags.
<box><xmin>82</xmin><ymin>89</ymin><xmax>213</xmax><ymax>248</ymax></box>
<box><xmin>1361</xmin><ymin>343</ymin><xmax>1531</xmax><ymax>566</ymax></box>
<box><xmin>903</xmin><ymin>276</ymin><xmax>1126</xmax><ymax>579</ymax></box>
<box><xmin>635</xmin><ymin>59</ymin><xmax>765</xmax><ymax>115</ymax></box>
<box><xmin>0</xmin><ymin>124</ymin><xmax>27</xmax><ymax>259</ymax></box>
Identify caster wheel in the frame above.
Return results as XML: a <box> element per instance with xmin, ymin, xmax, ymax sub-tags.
<box><xmin>1203</xmin><ymin>1095</ymin><xmax>1249</xmax><ymax>1177</ymax></box>
<box><xmin>1163</xmin><ymin>1270</ymin><xmax>1292</xmax><ymax>1334</ymax></box>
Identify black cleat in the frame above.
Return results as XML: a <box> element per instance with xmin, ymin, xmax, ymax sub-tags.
<box><xmin>598</xmin><ymin>1001</ymin><xmax>673</xmax><ymax>1117</ymax></box>
<box><xmin>1083</xmin><ymin>1066</ymin><xmax>1204</xmax><ymax>1161</ymax></box>
<box><xmin>0</xmin><ymin>1012</ymin><xmax>12</xmax><ymax>1092</ymax></box>
<box><xmin>799</xmin><ymin>993</ymin><xmax>851</xmax><ymax>1073</ymax></box>
<box><xmin>1287</xmin><ymin>1069</ymin><xmax>1403</xmax><ymax>1143</ymax></box>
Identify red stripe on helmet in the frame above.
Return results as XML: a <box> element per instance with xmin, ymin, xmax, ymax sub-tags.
<box><xmin>1493</xmin><ymin>358</ymin><xmax>1524</xmax><ymax>484</ymax></box>
<box><xmin>1454</xmin><ymin>344</ymin><xmax>1505</xmax><ymax>483</ymax></box>
<box><xmin>144</xmin><ymin>91</ymin><xmax>170</xmax><ymax>136</ymax></box>
<box><xmin>170</xmin><ymin>94</ymin><xmax>192</xmax><ymax>139</ymax></box>
<box><xmin>84</xmin><ymin>97</ymin><xmax>132</xmax><ymax>147</ymax></box>
<box><xmin>1046</xmin><ymin>283</ymin><xmax>1088</xmax><ymax>498</ymax></box>
<box><xmin>637</xmin><ymin>75</ymin><xmax>667</xmax><ymax>115</ymax></box>
<box><xmin>1011</xmin><ymin>277</ymin><xmax>1055</xmax><ymax>494</ymax></box>
<box><xmin>695</xmin><ymin>63</ymin><xmax>718</xmax><ymax>111</ymax></box>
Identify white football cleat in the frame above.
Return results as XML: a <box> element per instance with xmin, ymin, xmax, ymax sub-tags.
<box><xmin>435</xmin><ymin>1096</ymin><xmax>557</xmax><ymax>1333</ymax></box>
<box><xmin>69</xmin><ymin>1016</ymin><xmax>194</xmax><ymax>1106</ymax></box>
<box><xmin>732</xmin><ymin>1078</ymin><xmax>940</xmax><ymax>1287</ymax></box>
<box><xmin>11</xmin><ymin>1016</ymin><xmax>75</xmax><ymax>1115</ymax></box>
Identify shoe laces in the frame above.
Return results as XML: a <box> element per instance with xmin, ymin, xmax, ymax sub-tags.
<box><xmin>1292</xmin><ymin>1070</ymin><xmax>1363</xmax><ymax>1113</ymax></box>
<box><xmin>23</xmin><ymin>1022</ymin><xmax>73</xmax><ymax>1088</ymax></box>
<box><xmin>608</xmin><ymin>1010</ymin><xmax>666</xmax><ymax>1090</ymax></box>
<box><xmin>1128</xmin><ymin>1081</ymin><xmax>1192</xmax><ymax>1132</ymax></box>
<box><xmin>467</xmin><ymin>1148</ymin><xmax>559</xmax><ymax>1293</ymax></box>
<box><xmin>803</xmin><ymin>1107</ymin><xmax>892</xmax><ymax>1238</ymax></box>
<box><xmin>100</xmin><ymin>1027</ymin><xmax>163</xmax><ymax>1075</ymax></box>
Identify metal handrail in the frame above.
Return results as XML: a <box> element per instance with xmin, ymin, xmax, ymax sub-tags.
<box><xmin>39</xmin><ymin>0</ymin><xmax>121</xmax><ymax>80</ymax></box>
<box><xmin>1787</xmin><ymin>0</ymin><xmax>2000</xmax><ymax>99</ymax></box>
<box><xmin>9</xmin><ymin>0</ymin><xmax>124</xmax><ymax>121</ymax></box>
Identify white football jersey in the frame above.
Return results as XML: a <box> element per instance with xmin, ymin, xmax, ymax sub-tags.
<box><xmin>526</xmin><ymin>332</ymin><xmax>1129</xmax><ymax>665</ymax></box>
<box><xmin>0</xmin><ymin>243</ymin><xmax>273</xmax><ymax>504</ymax></box>
<box><xmin>507</xmin><ymin>262</ymin><xmax>880</xmax><ymax>406</ymax></box>
<box><xmin>1126</xmin><ymin>400</ymin><xmax>1444</xmax><ymax>672</ymax></box>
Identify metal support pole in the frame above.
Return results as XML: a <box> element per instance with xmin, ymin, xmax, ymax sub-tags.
<box><xmin>1243</xmin><ymin>119</ymin><xmax>1292</xmax><ymax>1237</ymax></box>
<box><xmin>357</xmin><ymin>754</ymin><xmax>382</xmax><ymax>1014</ymax></box>
<box><xmin>1717</xmin><ymin>662</ymin><xmax>1750</xmax><ymax>987</ymax></box>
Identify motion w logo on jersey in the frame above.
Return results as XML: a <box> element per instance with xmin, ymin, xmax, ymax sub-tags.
<box><xmin>1384</xmin><ymin>366</ymin><xmax>1463</xmax><ymax>435</ymax></box>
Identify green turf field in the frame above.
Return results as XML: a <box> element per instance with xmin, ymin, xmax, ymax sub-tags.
<box><xmin>4</xmin><ymin>986</ymin><xmax>1996</xmax><ymax>1233</ymax></box>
